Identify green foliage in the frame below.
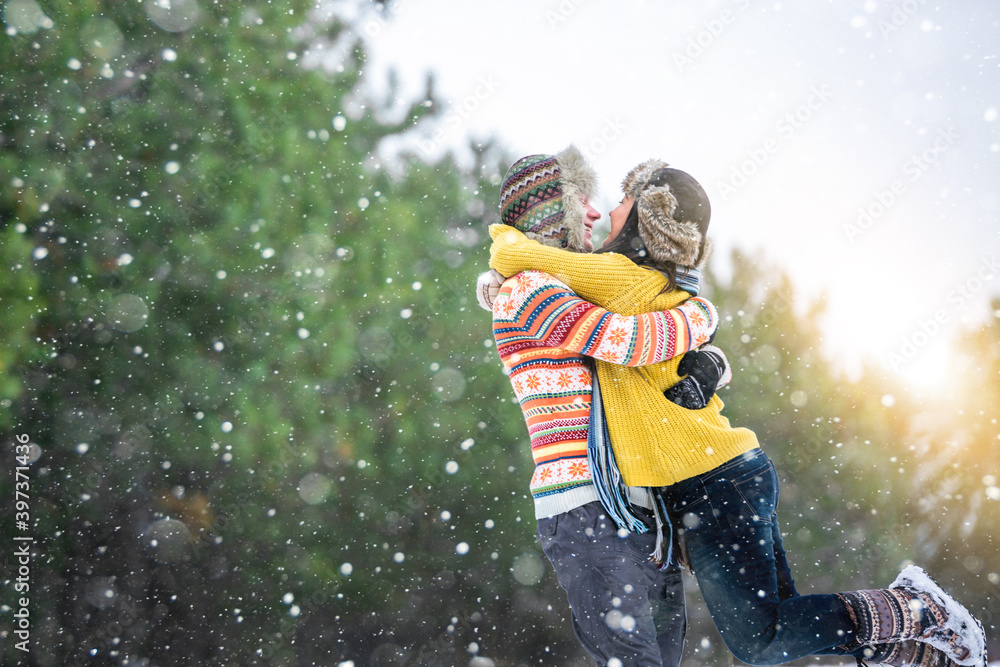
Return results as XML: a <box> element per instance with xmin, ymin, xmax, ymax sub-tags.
<box><xmin>903</xmin><ymin>299</ymin><xmax>1000</xmax><ymax>634</ymax></box>
<box><xmin>0</xmin><ymin>2</ymin><xmax>573</xmax><ymax>664</ymax></box>
<box><xmin>0</xmin><ymin>225</ymin><xmax>41</xmax><ymax>407</ymax></box>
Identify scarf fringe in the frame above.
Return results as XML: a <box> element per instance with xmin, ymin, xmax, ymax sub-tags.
<box><xmin>586</xmin><ymin>367</ymin><xmax>650</xmax><ymax>535</ymax></box>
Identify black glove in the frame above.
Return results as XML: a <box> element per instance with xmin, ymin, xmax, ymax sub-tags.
<box><xmin>663</xmin><ymin>348</ymin><xmax>727</xmax><ymax>410</ymax></box>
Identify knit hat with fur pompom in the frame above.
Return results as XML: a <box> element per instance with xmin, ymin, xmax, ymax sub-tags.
<box><xmin>621</xmin><ymin>160</ymin><xmax>712</xmax><ymax>268</ymax></box>
<box><xmin>499</xmin><ymin>145</ymin><xmax>597</xmax><ymax>252</ymax></box>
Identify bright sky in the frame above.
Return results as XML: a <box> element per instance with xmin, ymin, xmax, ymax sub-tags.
<box><xmin>318</xmin><ymin>0</ymin><xmax>1000</xmax><ymax>392</ymax></box>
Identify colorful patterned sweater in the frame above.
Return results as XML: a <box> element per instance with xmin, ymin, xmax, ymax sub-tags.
<box><xmin>492</xmin><ymin>269</ymin><xmax>718</xmax><ymax>519</ymax></box>
<box><xmin>490</xmin><ymin>224</ymin><xmax>760</xmax><ymax>487</ymax></box>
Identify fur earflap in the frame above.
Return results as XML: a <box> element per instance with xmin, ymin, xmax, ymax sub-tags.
<box><xmin>637</xmin><ymin>184</ymin><xmax>706</xmax><ymax>267</ymax></box>
<box><xmin>555</xmin><ymin>145</ymin><xmax>598</xmax><ymax>199</ymax></box>
<box><xmin>554</xmin><ymin>145</ymin><xmax>598</xmax><ymax>252</ymax></box>
<box><xmin>693</xmin><ymin>236</ymin><xmax>713</xmax><ymax>268</ymax></box>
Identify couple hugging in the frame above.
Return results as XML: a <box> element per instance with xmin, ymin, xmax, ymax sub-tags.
<box><xmin>475</xmin><ymin>146</ymin><xmax>986</xmax><ymax>667</ymax></box>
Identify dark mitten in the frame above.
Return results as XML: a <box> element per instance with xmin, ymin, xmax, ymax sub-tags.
<box><xmin>663</xmin><ymin>376</ymin><xmax>709</xmax><ymax>410</ymax></box>
<box><xmin>663</xmin><ymin>348</ymin><xmax>726</xmax><ymax>410</ymax></box>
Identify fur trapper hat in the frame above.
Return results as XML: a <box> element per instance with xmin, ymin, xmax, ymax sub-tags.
<box><xmin>499</xmin><ymin>145</ymin><xmax>597</xmax><ymax>252</ymax></box>
<box><xmin>622</xmin><ymin>160</ymin><xmax>712</xmax><ymax>268</ymax></box>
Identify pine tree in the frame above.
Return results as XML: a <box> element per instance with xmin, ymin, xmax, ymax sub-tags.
<box><xmin>0</xmin><ymin>2</ymin><xmax>574</xmax><ymax>663</ymax></box>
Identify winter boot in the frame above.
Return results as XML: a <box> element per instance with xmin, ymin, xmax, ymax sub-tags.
<box><xmin>837</xmin><ymin>566</ymin><xmax>987</xmax><ymax>667</ymax></box>
<box><xmin>861</xmin><ymin>640</ymin><xmax>958</xmax><ymax>667</ymax></box>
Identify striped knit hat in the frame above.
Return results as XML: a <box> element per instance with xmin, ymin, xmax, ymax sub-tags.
<box><xmin>499</xmin><ymin>145</ymin><xmax>597</xmax><ymax>251</ymax></box>
<box><xmin>622</xmin><ymin>159</ymin><xmax>712</xmax><ymax>268</ymax></box>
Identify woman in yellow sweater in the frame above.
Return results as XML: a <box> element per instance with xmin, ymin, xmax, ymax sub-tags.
<box><xmin>488</xmin><ymin>160</ymin><xmax>986</xmax><ymax>667</ymax></box>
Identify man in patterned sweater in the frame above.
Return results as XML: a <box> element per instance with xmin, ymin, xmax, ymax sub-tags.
<box><xmin>484</xmin><ymin>146</ymin><xmax>719</xmax><ymax>667</ymax></box>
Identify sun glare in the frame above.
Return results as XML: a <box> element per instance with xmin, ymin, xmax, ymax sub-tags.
<box><xmin>884</xmin><ymin>336</ymin><xmax>955</xmax><ymax>397</ymax></box>
<box><xmin>818</xmin><ymin>292</ymin><xmax>958</xmax><ymax>399</ymax></box>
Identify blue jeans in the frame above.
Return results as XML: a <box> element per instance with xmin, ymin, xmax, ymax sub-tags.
<box><xmin>538</xmin><ymin>501</ymin><xmax>687</xmax><ymax>666</ymax></box>
<box><xmin>657</xmin><ymin>449</ymin><xmax>858</xmax><ymax>665</ymax></box>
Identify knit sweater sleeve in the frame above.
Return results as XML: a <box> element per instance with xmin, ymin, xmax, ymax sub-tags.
<box><xmin>496</xmin><ymin>271</ymin><xmax>717</xmax><ymax>367</ymax></box>
<box><xmin>488</xmin><ymin>224</ymin><xmax>660</xmax><ymax>310</ymax></box>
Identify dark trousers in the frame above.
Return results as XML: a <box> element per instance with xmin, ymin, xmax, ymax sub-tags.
<box><xmin>658</xmin><ymin>449</ymin><xmax>860</xmax><ymax>665</ymax></box>
<box><xmin>538</xmin><ymin>501</ymin><xmax>687</xmax><ymax>667</ymax></box>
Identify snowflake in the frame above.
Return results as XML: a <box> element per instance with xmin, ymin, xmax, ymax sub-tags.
<box><xmin>606</xmin><ymin>328</ymin><xmax>628</xmax><ymax>347</ymax></box>
<box><xmin>687</xmin><ymin>303</ymin><xmax>707</xmax><ymax>327</ymax></box>
<box><xmin>516</xmin><ymin>272</ymin><xmax>538</xmax><ymax>293</ymax></box>
<box><xmin>497</xmin><ymin>297</ymin><xmax>516</xmax><ymax>320</ymax></box>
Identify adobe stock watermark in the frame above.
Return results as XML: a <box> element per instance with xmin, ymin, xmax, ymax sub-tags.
<box><xmin>673</xmin><ymin>0</ymin><xmax>752</xmax><ymax>72</ymax></box>
<box><xmin>543</xmin><ymin>0</ymin><xmax>590</xmax><ymax>29</ymax></box>
<box><xmin>882</xmin><ymin>253</ymin><xmax>998</xmax><ymax>372</ymax></box>
<box><xmin>11</xmin><ymin>432</ymin><xmax>33</xmax><ymax>654</ymax></box>
<box><xmin>843</xmin><ymin>127</ymin><xmax>958</xmax><ymax>244</ymax></box>
<box><xmin>416</xmin><ymin>75</ymin><xmax>501</xmax><ymax>158</ymax></box>
<box><xmin>877</xmin><ymin>0</ymin><xmax>930</xmax><ymax>38</ymax></box>
<box><xmin>579</xmin><ymin>117</ymin><xmax>628</xmax><ymax>162</ymax></box>
<box><xmin>716</xmin><ymin>85</ymin><xmax>833</xmax><ymax>202</ymax></box>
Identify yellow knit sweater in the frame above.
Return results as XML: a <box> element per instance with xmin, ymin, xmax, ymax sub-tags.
<box><xmin>489</xmin><ymin>224</ymin><xmax>759</xmax><ymax>486</ymax></box>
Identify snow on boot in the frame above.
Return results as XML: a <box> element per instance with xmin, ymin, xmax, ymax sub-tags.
<box><xmin>837</xmin><ymin>566</ymin><xmax>986</xmax><ymax>667</ymax></box>
<box><xmin>889</xmin><ymin>566</ymin><xmax>987</xmax><ymax>667</ymax></box>
<box><xmin>862</xmin><ymin>640</ymin><xmax>958</xmax><ymax>667</ymax></box>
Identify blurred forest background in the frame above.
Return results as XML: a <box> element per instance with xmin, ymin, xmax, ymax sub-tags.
<box><xmin>1</xmin><ymin>1</ymin><xmax>998</xmax><ymax>665</ymax></box>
